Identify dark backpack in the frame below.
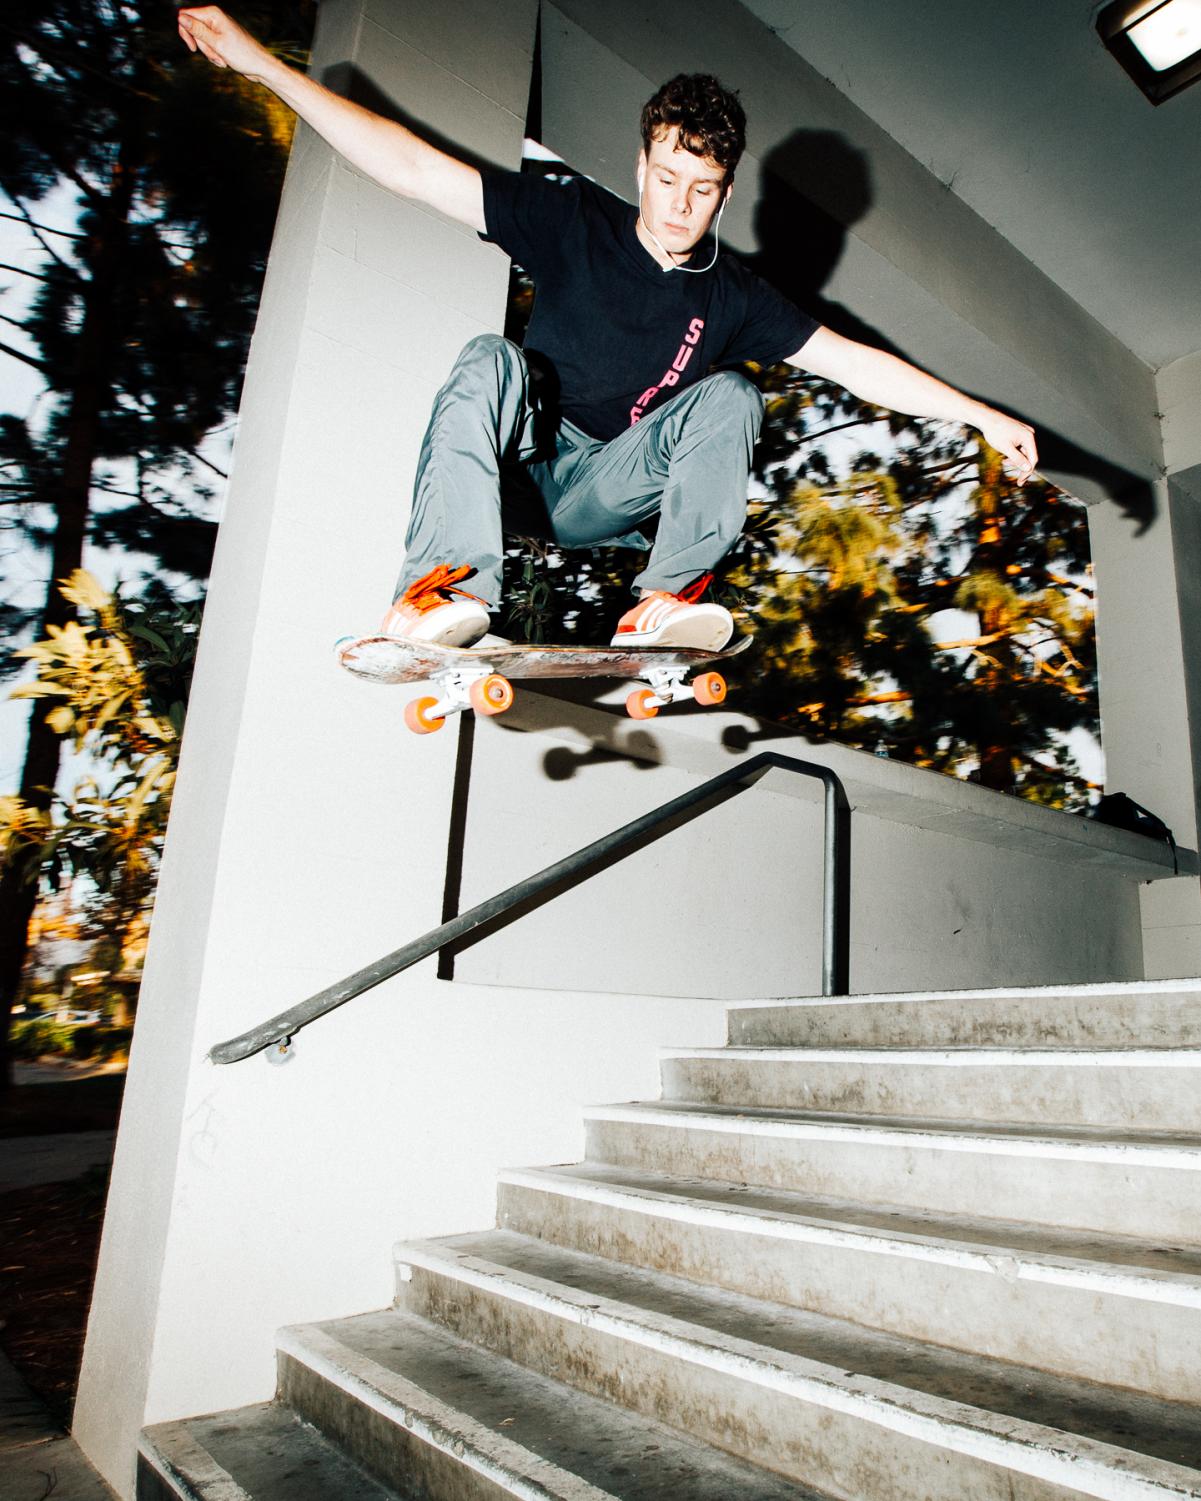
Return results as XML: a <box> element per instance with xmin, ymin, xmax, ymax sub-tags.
<box><xmin>1090</xmin><ymin>792</ymin><xmax>1178</xmax><ymax>873</ymax></box>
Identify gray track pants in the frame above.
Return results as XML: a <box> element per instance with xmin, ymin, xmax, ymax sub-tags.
<box><xmin>396</xmin><ymin>333</ymin><xmax>765</xmax><ymax>608</ymax></box>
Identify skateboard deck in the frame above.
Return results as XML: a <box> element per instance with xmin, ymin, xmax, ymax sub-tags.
<box><xmin>335</xmin><ymin>633</ymin><xmax>752</xmax><ymax>733</ymax></box>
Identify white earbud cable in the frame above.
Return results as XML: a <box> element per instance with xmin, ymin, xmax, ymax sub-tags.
<box><xmin>638</xmin><ymin>183</ymin><xmax>726</xmax><ymax>273</ymax></box>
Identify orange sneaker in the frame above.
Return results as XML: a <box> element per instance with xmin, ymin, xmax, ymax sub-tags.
<box><xmin>380</xmin><ymin>564</ymin><xmax>491</xmax><ymax>648</ymax></box>
<box><xmin>610</xmin><ymin>573</ymin><xmax>733</xmax><ymax>651</ymax></box>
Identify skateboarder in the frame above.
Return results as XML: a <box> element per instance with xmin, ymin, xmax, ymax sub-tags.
<box><xmin>178</xmin><ymin>7</ymin><xmax>1038</xmax><ymax>653</ymax></box>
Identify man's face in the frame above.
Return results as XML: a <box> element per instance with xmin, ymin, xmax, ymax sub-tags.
<box><xmin>637</xmin><ymin>126</ymin><xmax>729</xmax><ymax>259</ymax></box>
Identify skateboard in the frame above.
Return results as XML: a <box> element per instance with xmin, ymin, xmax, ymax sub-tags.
<box><xmin>334</xmin><ymin>633</ymin><xmax>752</xmax><ymax>734</ymax></box>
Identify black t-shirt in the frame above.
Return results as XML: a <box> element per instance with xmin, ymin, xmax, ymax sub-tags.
<box><xmin>481</xmin><ymin>169</ymin><xmax>820</xmax><ymax>443</ymax></box>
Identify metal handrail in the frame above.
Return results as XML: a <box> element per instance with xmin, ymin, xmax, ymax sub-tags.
<box><xmin>209</xmin><ymin>752</ymin><xmax>850</xmax><ymax>1064</ymax></box>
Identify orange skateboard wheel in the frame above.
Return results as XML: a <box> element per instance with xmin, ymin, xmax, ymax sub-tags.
<box><xmin>404</xmin><ymin>696</ymin><xmax>445</xmax><ymax>734</ymax></box>
<box><xmin>470</xmin><ymin>673</ymin><xmax>514</xmax><ymax>716</ymax></box>
<box><xmin>626</xmin><ymin>688</ymin><xmax>660</xmax><ymax>720</ymax></box>
<box><xmin>693</xmin><ymin>671</ymin><xmax>727</xmax><ymax>707</ymax></box>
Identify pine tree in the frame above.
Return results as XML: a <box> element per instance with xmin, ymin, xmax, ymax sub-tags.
<box><xmin>0</xmin><ymin>1</ymin><xmax>314</xmax><ymax>1087</ymax></box>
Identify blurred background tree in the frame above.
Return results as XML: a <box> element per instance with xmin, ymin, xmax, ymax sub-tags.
<box><xmin>729</xmin><ymin>365</ymin><xmax>1098</xmax><ymax>803</ymax></box>
<box><xmin>0</xmin><ymin>0</ymin><xmax>315</xmax><ymax>1087</ymax></box>
<box><xmin>1</xmin><ymin>570</ymin><xmax>199</xmax><ymax>1063</ymax></box>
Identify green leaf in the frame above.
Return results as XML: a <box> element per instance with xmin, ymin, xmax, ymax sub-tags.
<box><xmin>129</xmin><ymin>624</ymin><xmax>170</xmax><ymax>653</ymax></box>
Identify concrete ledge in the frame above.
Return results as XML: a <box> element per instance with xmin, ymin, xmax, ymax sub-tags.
<box><xmin>451</xmin><ymin>684</ymin><xmax>1188</xmax><ymax>996</ymax></box>
<box><xmin>505</xmin><ymin>684</ymin><xmax>1196</xmax><ymax>882</ymax></box>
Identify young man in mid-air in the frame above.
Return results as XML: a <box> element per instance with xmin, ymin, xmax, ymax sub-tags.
<box><xmin>178</xmin><ymin>7</ymin><xmax>1038</xmax><ymax>652</ymax></box>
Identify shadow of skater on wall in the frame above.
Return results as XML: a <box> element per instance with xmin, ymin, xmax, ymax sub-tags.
<box><xmin>742</xmin><ymin>130</ymin><xmax>1156</xmax><ymax>531</ymax></box>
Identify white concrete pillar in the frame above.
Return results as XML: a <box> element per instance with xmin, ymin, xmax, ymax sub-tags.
<box><xmin>1150</xmin><ymin>466</ymin><xmax>1201</xmax><ymax>973</ymax></box>
<box><xmin>1159</xmin><ymin>352</ymin><xmax>1201</xmax><ymax>476</ymax></box>
<box><xmin>1091</xmin><ymin>348</ymin><xmax>1201</xmax><ymax>978</ymax></box>
<box><xmin>1091</xmin><ymin>483</ymin><xmax>1201</xmax><ymax>976</ymax></box>
<box><xmin>72</xmin><ymin>0</ymin><xmax>539</xmax><ymax>1490</ymax></box>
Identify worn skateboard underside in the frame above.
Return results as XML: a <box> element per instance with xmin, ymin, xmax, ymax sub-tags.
<box><xmin>337</xmin><ymin>633</ymin><xmax>751</xmax><ymax>686</ymax></box>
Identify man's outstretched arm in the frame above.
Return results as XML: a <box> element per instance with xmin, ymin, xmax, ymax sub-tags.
<box><xmin>789</xmin><ymin>327</ymin><xmax>1038</xmax><ymax>484</ymax></box>
<box><xmin>177</xmin><ymin>6</ymin><xmax>485</xmax><ymax>232</ymax></box>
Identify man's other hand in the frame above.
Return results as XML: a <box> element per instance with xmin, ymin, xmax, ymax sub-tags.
<box><xmin>976</xmin><ymin>409</ymin><xmax>1039</xmax><ymax>486</ymax></box>
<box><xmin>178</xmin><ymin>7</ymin><xmax>273</xmax><ymax>82</ymax></box>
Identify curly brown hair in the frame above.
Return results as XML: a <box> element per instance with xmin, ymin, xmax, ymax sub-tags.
<box><xmin>640</xmin><ymin>74</ymin><xmax>747</xmax><ymax>179</ymax></box>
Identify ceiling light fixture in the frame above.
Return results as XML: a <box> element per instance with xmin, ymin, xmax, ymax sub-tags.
<box><xmin>1097</xmin><ymin>0</ymin><xmax>1201</xmax><ymax>102</ymax></box>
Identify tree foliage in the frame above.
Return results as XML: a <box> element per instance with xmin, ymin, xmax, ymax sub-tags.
<box><xmin>1</xmin><ymin>569</ymin><xmax>198</xmax><ymax>970</ymax></box>
<box><xmin>501</xmin><ymin>353</ymin><xmax>1099</xmax><ymax>810</ymax></box>
<box><xmin>735</xmin><ymin>366</ymin><xmax>1097</xmax><ymax>804</ymax></box>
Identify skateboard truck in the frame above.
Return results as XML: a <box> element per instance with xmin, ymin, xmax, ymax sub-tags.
<box><xmin>404</xmin><ymin>666</ymin><xmax>515</xmax><ymax>734</ymax></box>
<box><xmin>626</xmin><ymin>667</ymin><xmax>727</xmax><ymax>720</ymax></box>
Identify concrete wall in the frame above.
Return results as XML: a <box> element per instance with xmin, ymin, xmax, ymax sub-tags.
<box><xmin>543</xmin><ymin>0</ymin><xmax>1163</xmax><ymax>498</ymax></box>
<box><xmin>453</xmin><ymin>692</ymin><xmax>1169</xmax><ymax>1001</ymax></box>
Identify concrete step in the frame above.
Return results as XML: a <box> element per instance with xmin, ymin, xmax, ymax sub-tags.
<box><xmin>583</xmin><ymin>1100</ymin><xmax>1201</xmax><ymax>1244</ymax></box>
<box><xmin>276</xmin><ymin>1306</ymin><xmax>818</xmax><ymax>1499</ymax></box>
<box><xmin>660</xmin><ymin>1045</ymin><xmax>1201</xmax><ymax>1130</ymax></box>
<box><xmin>727</xmin><ymin>981</ymin><xmax>1201</xmax><ymax>1050</ymax></box>
<box><xmin>496</xmin><ymin>1162</ymin><xmax>1201</xmax><ymax>1403</ymax></box>
<box><xmin>398</xmin><ymin>1230</ymin><xmax>1201</xmax><ymax>1501</ymax></box>
<box><xmin>138</xmin><ymin>1402</ymin><xmax>402</xmax><ymax>1500</ymax></box>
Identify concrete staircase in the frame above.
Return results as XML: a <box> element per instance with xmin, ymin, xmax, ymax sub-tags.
<box><xmin>140</xmin><ymin>981</ymin><xmax>1201</xmax><ymax>1499</ymax></box>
